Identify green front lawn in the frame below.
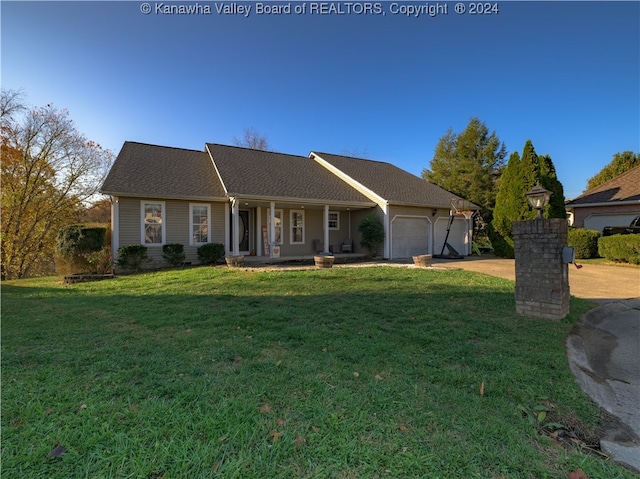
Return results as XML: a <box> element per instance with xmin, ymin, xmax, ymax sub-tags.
<box><xmin>2</xmin><ymin>266</ymin><xmax>634</xmax><ymax>478</ymax></box>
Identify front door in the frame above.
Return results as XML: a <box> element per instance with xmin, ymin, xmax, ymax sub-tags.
<box><xmin>239</xmin><ymin>210</ymin><xmax>250</xmax><ymax>252</ymax></box>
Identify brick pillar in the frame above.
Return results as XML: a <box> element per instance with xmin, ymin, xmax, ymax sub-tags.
<box><xmin>513</xmin><ymin>219</ymin><xmax>569</xmax><ymax>320</ymax></box>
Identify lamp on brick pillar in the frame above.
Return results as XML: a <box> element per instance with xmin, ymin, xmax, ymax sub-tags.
<box><xmin>525</xmin><ymin>183</ymin><xmax>552</xmax><ymax>219</ymax></box>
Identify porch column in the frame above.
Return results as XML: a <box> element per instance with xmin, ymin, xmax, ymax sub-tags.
<box><xmin>270</xmin><ymin>201</ymin><xmax>276</xmax><ymax>257</ymax></box>
<box><xmin>111</xmin><ymin>196</ymin><xmax>119</xmax><ymax>257</ymax></box>
<box><xmin>324</xmin><ymin>205</ymin><xmax>330</xmax><ymax>253</ymax></box>
<box><xmin>224</xmin><ymin>202</ymin><xmax>230</xmax><ymax>254</ymax></box>
<box><xmin>232</xmin><ymin>198</ymin><xmax>240</xmax><ymax>256</ymax></box>
<box><xmin>383</xmin><ymin>203</ymin><xmax>390</xmax><ymax>259</ymax></box>
<box><xmin>256</xmin><ymin>207</ymin><xmax>262</xmax><ymax>256</ymax></box>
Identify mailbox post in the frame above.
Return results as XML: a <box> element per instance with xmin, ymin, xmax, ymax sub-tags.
<box><xmin>514</xmin><ymin>184</ymin><xmax>570</xmax><ymax>320</ymax></box>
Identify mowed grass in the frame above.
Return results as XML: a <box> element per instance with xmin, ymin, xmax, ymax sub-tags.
<box><xmin>1</xmin><ymin>266</ymin><xmax>635</xmax><ymax>478</ymax></box>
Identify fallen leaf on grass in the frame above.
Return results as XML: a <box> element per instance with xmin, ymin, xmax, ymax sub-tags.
<box><xmin>49</xmin><ymin>444</ymin><xmax>67</xmax><ymax>458</ymax></box>
<box><xmin>275</xmin><ymin>360</ymin><xmax>282</xmax><ymax>367</ymax></box>
<box><xmin>322</xmin><ymin>347</ymin><xmax>328</xmax><ymax>352</ymax></box>
<box><xmin>276</xmin><ymin>418</ymin><xmax>285</xmax><ymax>426</ymax></box>
<box><xmin>270</xmin><ymin>430</ymin><xmax>283</xmax><ymax>443</ymax></box>
<box><xmin>212</xmin><ymin>461</ymin><xmax>222</xmax><ymax>472</ymax></box>
<box><xmin>185</xmin><ymin>329</ymin><xmax>192</xmax><ymax>333</ymax></box>
<box><xmin>294</xmin><ymin>435</ymin><xmax>306</xmax><ymax>445</ymax></box>
<box><xmin>259</xmin><ymin>404</ymin><xmax>273</xmax><ymax>414</ymax></box>
<box><xmin>398</xmin><ymin>423</ymin><xmax>408</xmax><ymax>432</ymax></box>
<box><xmin>353</xmin><ymin>372</ymin><xmax>360</xmax><ymax>378</ymax></box>
<box><xmin>568</xmin><ymin>471</ymin><xmax>589</xmax><ymax>479</ymax></box>
<box><xmin>375</xmin><ymin>374</ymin><xmax>384</xmax><ymax>381</ymax></box>
<box><xmin>233</xmin><ymin>355</ymin><xmax>243</xmax><ymax>362</ymax></box>
<box><xmin>312</xmin><ymin>426</ymin><xmax>320</xmax><ymax>433</ymax></box>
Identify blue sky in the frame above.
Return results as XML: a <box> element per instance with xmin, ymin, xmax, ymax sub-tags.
<box><xmin>2</xmin><ymin>1</ymin><xmax>639</xmax><ymax>199</ymax></box>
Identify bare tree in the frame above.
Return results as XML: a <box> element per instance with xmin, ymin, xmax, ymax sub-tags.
<box><xmin>340</xmin><ymin>146</ymin><xmax>369</xmax><ymax>159</ymax></box>
<box><xmin>1</xmin><ymin>90</ymin><xmax>114</xmax><ymax>279</ymax></box>
<box><xmin>232</xmin><ymin>127</ymin><xmax>269</xmax><ymax>151</ymax></box>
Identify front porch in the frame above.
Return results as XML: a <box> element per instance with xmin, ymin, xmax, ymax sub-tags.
<box><xmin>236</xmin><ymin>252</ymin><xmax>369</xmax><ymax>267</ymax></box>
<box><xmin>227</xmin><ymin>198</ymin><xmax>375</xmax><ymax>259</ymax></box>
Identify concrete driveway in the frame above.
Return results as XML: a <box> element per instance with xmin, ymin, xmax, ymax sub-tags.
<box><xmin>430</xmin><ymin>255</ymin><xmax>640</xmax><ymax>303</ymax></box>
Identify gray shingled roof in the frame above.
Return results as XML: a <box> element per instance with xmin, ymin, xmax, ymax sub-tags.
<box><xmin>101</xmin><ymin>142</ymin><xmax>227</xmax><ymax>200</ymax></box>
<box><xmin>206</xmin><ymin>144</ymin><xmax>374</xmax><ymax>205</ymax></box>
<box><xmin>566</xmin><ymin>165</ymin><xmax>640</xmax><ymax>206</ymax></box>
<box><xmin>312</xmin><ymin>152</ymin><xmax>474</xmax><ymax>208</ymax></box>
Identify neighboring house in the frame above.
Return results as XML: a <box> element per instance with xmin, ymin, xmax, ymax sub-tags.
<box><xmin>565</xmin><ymin>165</ymin><xmax>640</xmax><ymax>233</ymax></box>
<box><xmin>101</xmin><ymin>141</ymin><xmax>476</xmax><ymax>265</ymax></box>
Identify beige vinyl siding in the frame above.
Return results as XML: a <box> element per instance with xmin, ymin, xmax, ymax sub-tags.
<box><xmin>349</xmin><ymin>207</ymin><xmax>382</xmax><ymax>256</ymax></box>
<box><xmin>116</xmin><ymin>197</ymin><xmax>227</xmax><ymax>267</ymax></box>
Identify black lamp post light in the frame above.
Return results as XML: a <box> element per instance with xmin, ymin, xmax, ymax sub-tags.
<box><xmin>526</xmin><ymin>182</ymin><xmax>552</xmax><ymax>219</ymax></box>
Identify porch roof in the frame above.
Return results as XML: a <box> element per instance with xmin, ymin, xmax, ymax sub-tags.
<box><xmin>206</xmin><ymin>143</ymin><xmax>375</xmax><ymax>206</ymax></box>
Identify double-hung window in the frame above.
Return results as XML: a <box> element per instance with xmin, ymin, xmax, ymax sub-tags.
<box><xmin>328</xmin><ymin>211</ymin><xmax>340</xmax><ymax>230</ymax></box>
<box><xmin>290</xmin><ymin>210</ymin><xmax>304</xmax><ymax>244</ymax></box>
<box><xmin>190</xmin><ymin>204</ymin><xmax>211</xmax><ymax>245</ymax></box>
<box><xmin>141</xmin><ymin>201</ymin><xmax>165</xmax><ymax>245</ymax></box>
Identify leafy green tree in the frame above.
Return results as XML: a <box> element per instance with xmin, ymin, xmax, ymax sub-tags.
<box><xmin>585</xmin><ymin>151</ymin><xmax>639</xmax><ymax>191</ymax></box>
<box><xmin>491</xmin><ymin>140</ymin><xmax>566</xmax><ymax>257</ymax></box>
<box><xmin>422</xmin><ymin>117</ymin><xmax>506</xmax><ymax>221</ymax></box>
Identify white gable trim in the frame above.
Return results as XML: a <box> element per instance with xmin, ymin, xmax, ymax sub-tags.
<box><xmin>310</xmin><ymin>152</ymin><xmax>388</xmax><ymax>207</ymax></box>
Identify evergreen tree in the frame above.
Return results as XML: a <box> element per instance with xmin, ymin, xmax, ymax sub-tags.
<box><xmin>492</xmin><ymin>152</ymin><xmax>525</xmax><ymax>241</ymax></box>
<box><xmin>422</xmin><ymin>117</ymin><xmax>506</xmax><ymax>221</ymax></box>
<box><xmin>585</xmin><ymin>151</ymin><xmax>639</xmax><ymax>191</ymax></box>
<box><xmin>491</xmin><ymin>140</ymin><xmax>566</xmax><ymax>257</ymax></box>
<box><xmin>536</xmin><ymin>154</ymin><xmax>566</xmax><ymax>219</ymax></box>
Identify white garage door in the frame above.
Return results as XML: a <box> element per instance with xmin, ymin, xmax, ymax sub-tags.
<box><xmin>584</xmin><ymin>214</ymin><xmax>640</xmax><ymax>234</ymax></box>
<box><xmin>391</xmin><ymin>217</ymin><xmax>430</xmax><ymax>259</ymax></box>
<box><xmin>434</xmin><ymin>217</ymin><xmax>469</xmax><ymax>256</ymax></box>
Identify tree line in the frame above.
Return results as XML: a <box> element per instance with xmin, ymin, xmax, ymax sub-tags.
<box><xmin>422</xmin><ymin>117</ymin><xmax>638</xmax><ymax>257</ymax></box>
<box><xmin>2</xmin><ymin>89</ymin><xmax>637</xmax><ymax>278</ymax></box>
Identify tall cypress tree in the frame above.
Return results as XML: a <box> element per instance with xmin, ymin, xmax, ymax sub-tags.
<box><xmin>491</xmin><ymin>140</ymin><xmax>566</xmax><ymax>257</ymax></box>
<box><xmin>537</xmin><ymin>154</ymin><xmax>566</xmax><ymax>219</ymax></box>
<box><xmin>491</xmin><ymin>152</ymin><xmax>525</xmax><ymax>256</ymax></box>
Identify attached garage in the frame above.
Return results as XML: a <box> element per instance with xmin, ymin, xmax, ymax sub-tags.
<box><xmin>434</xmin><ymin>216</ymin><xmax>470</xmax><ymax>256</ymax></box>
<box><xmin>584</xmin><ymin>213</ymin><xmax>640</xmax><ymax>234</ymax></box>
<box><xmin>390</xmin><ymin>216</ymin><xmax>431</xmax><ymax>259</ymax></box>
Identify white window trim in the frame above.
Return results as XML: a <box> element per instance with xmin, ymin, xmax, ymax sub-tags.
<box><xmin>328</xmin><ymin>211</ymin><xmax>340</xmax><ymax>230</ymax></box>
<box><xmin>140</xmin><ymin>200</ymin><xmax>166</xmax><ymax>246</ymax></box>
<box><xmin>189</xmin><ymin>203</ymin><xmax>211</xmax><ymax>246</ymax></box>
<box><xmin>290</xmin><ymin>209</ymin><xmax>305</xmax><ymax>245</ymax></box>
